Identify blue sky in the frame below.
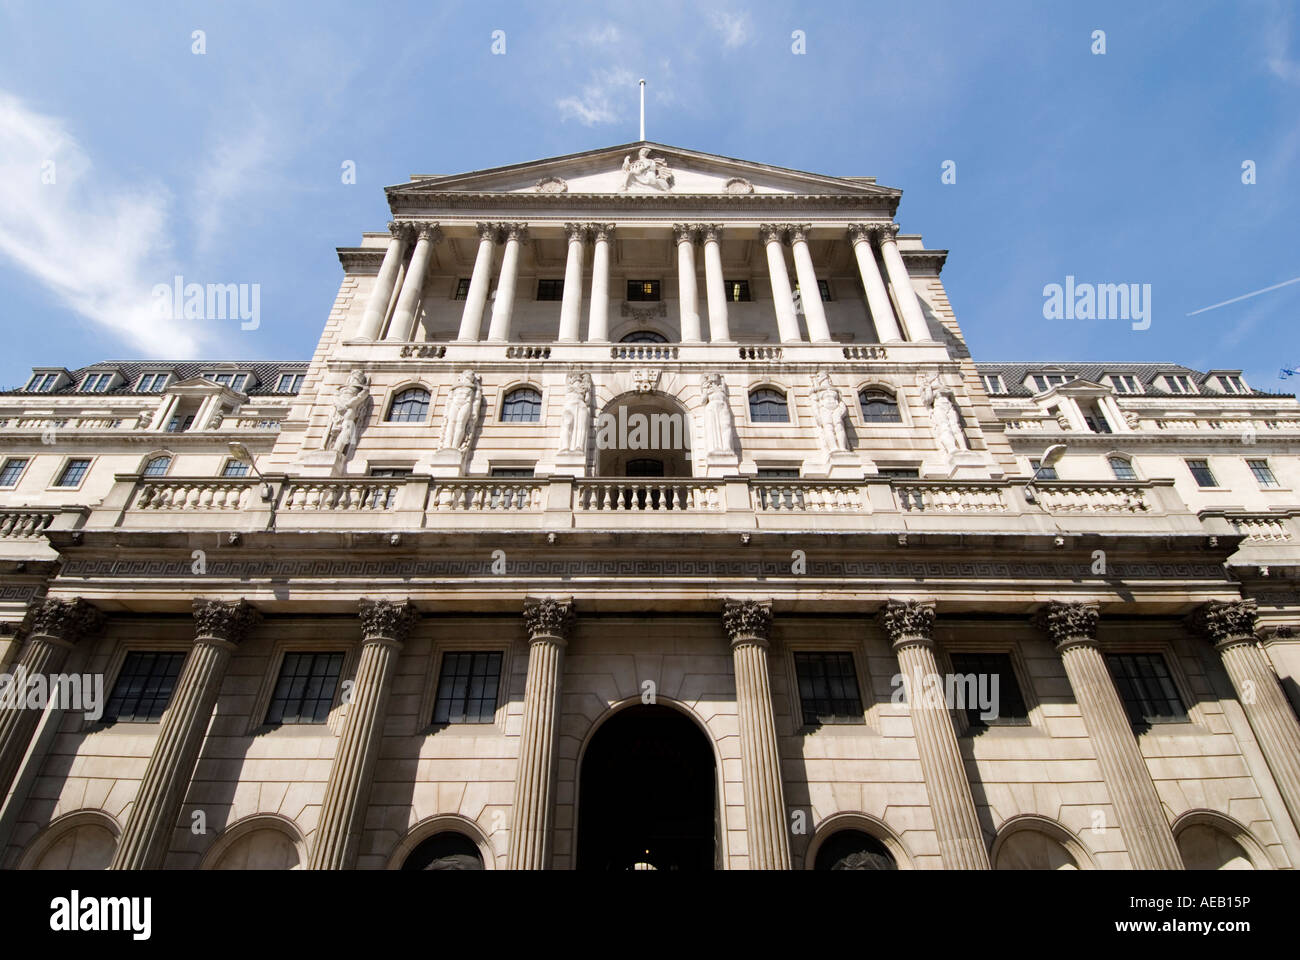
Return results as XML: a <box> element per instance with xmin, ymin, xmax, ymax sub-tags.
<box><xmin>0</xmin><ymin>0</ymin><xmax>1297</xmax><ymax>391</ymax></box>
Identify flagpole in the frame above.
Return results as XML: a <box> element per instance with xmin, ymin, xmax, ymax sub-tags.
<box><xmin>639</xmin><ymin>78</ymin><xmax>646</xmax><ymax>141</ymax></box>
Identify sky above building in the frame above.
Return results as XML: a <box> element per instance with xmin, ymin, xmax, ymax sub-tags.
<box><xmin>0</xmin><ymin>0</ymin><xmax>1297</xmax><ymax>391</ymax></box>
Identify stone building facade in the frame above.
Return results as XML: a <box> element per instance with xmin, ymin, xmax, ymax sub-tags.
<box><xmin>1</xmin><ymin>141</ymin><xmax>1298</xmax><ymax>870</ymax></box>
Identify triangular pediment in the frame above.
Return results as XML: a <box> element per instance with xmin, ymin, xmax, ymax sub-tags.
<box><xmin>387</xmin><ymin>142</ymin><xmax>899</xmax><ymax>199</ymax></box>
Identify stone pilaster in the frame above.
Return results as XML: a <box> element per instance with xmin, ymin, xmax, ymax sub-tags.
<box><xmin>879</xmin><ymin>599</ymin><xmax>990</xmax><ymax>869</ymax></box>
<box><xmin>0</xmin><ymin>599</ymin><xmax>104</xmax><ymax>801</ymax></box>
<box><xmin>1192</xmin><ymin>601</ymin><xmax>1300</xmax><ymax>834</ymax></box>
<box><xmin>722</xmin><ymin>598</ymin><xmax>790</xmax><ymax>869</ymax></box>
<box><xmin>109</xmin><ymin>599</ymin><xmax>260</xmax><ymax>870</ymax></box>
<box><xmin>507</xmin><ymin>597</ymin><xmax>574</xmax><ymax>869</ymax></box>
<box><xmin>1036</xmin><ymin>601</ymin><xmax>1183</xmax><ymax>869</ymax></box>
<box><xmin>308</xmin><ymin>599</ymin><xmax>419</xmax><ymax>869</ymax></box>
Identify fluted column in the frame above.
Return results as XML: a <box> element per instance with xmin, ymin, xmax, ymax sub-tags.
<box><xmin>1193</xmin><ymin>602</ymin><xmax>1300</xmax><ymax>833</ymax></box>
<box><xmin>486</xmin><ymin>223</ymin><xmax>527</xmax><ymax>342</ymax></box>
<box><xmin>356</xmin><ymin>222</ymin><xmax>410</xmax><ymax>341</ymax></box>
<box><xmin>384</xmin><ymin>224</ymin><xmax>440</xmax><ymax>342</ymax></box>
<box><xmin>308</xmin><ymin>600</ymin><xmax>419</xmax><ymax>869</ymax></box>
<box><xmin>557</xmin><ymin>223</ymin><xmax>587</xmax><ymax>343</ymax></box>
<box><xmin>701</xmin><ymin>224</ymin><xmax>731</xmax><ymax>342</ymax></box>
<box><xmin>1037</xmin><ymin>602</ymin><xmax>1183</xmax><ymax>869</ymax></box>
<box><xmin>722</xmin><ymin>599</ymin><xmax>790</xmax><ymax>869</ymax></box>
<box><xmin>457</xmin><ymin>222</ymin><xmax>498</xmax><ymax>342</ymax></box>
<box><xmin>760</xmin><ymin>224</ymin><xmax>801</xmax><ymax>344</ymax></box>
<box><xmin>507</xmin><ymin>597</ymin><xmax>574</xmax><ymax>869</ymax></box>
<box><xmin>0</xmin><ymin>599</ymin><xmax>104</xmax><ymax>801</ymax></box>
<box><xmin>848</xmin><ymin>223</ymin><xmax>904</xmax><ymax>342</ymax></box>
<box><xmin>876</xmin><ymin>223</ymin><xmax>930</xmax><ymax>342</ymax></box>
<box><xmin>789</xmin><ymin>224</ymin><xmax>832</xmax><ymax>343</ymax></box>
<box><xmin>586</xmin><ymin>224</ymin><xmax>613</xmax><ymax>343</ymax></box>
<box><xmin>110</xmin><ymin>599</ymin><xmax>261</xmax><ymax>870</ymax></box>
<box><xmin>674</xmin><ymin>224</ymin><xmax>702</xmax><ymax>343</ymax></box>
<box><xmin>880</xmin><ymin>600</ymin><xmax>990</xmax><ymax>869</ymax></box>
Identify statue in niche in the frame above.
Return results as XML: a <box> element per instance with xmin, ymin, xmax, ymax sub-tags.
<box><xmin>322</xmin><ymin>369</ymin><xmax>371</xmax><ymax>457</ymax></box>
<box><xmin>559</xmin><ymin>372</ymin><xmax>592</xmax><ymax>453</ymax></box>
<box><xmin>701</xmin><ymin>373</ymin><xmax>736</xmax><ymax>455</ymax></box>
<box><xmin>919</xmin><ymin>372</ymin><xmax>969</xmax><ymax>457</ymax></box>
<box><xmin>620</xmin><ymin>147</ymin><xmax>674</xmax><ymax>191</ymax></box>
<box><xmin>811</xmin><ymin>372</ymin><xmax>850</xmax><ymax>454</ymax></box>
<box><xmin>440</xmin><ymin>369</ymin><xmax>483</xmax><ymax>451</ymax></box>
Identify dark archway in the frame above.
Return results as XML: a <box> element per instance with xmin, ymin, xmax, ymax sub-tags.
<box><xmin>401</xmin><ymin>832</ymin><xmax>484</xmax><ymax>870</ymax></box>
<box><xmin>577</xmin><ymin>704</ymin><xmax>717</xmax><ymax>871</ymax></box>
<box><xmin>814</xmin><ymin>830</ymin><xmax>897</xmax><ymax>870</ymax></box>
<box><xmin>594</xmin><ymin>391</ymin><xmax>692</xmax><ymax>478</ymax></box>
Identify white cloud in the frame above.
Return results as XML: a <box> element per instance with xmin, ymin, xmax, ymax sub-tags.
<box><xmin>708</xmin><ymin>10</ymin><xmax>753</xmax><ymax>49</ymax></box>
<box><xmin>583</xmin><ymin>24</ymin><xmax>622</xmax><ymax>46</ymax></box>
<box><xmin>0</xmin><ymin>91</ymin><xmax>205</xmax><ymax>356</ymax></box>
<box><xmin>556</xmin><ymin>68</ymin><xmax>638</xmax><ymax>126</ymax></box>
<box><xmin>191</xmin><ymin>112</ymin><xmax>274</xmax><ymax>256</ymax></box>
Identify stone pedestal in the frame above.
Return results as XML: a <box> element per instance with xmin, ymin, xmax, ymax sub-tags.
<box><xmin>1037</xmin><ymin>602</ymin><xmax>1184</xmax><ymax>869</ymax></box>
<box><xmin>425</xmin><ymin>448</ymin><xmax>467</xmax><ymax>478</ymax></box>
<box><xmin>879</xmin><ymin>600</ymin><xmax>991</xmax><ymax>869</ymax></box>
<box><xmin>552</xmin><ymin>450</ymin><xmax>587</xmax><ymax>476</ymax></box>
<box><xmin>295</xmin><ymin>449</ymin><xmax>346</xmax><ymax>477</ymax></box>
<box><xmin>703</xmin><ymin>451</ymin><xmax>740</xmax><ymax>478</ymax></box>
<box><xmin>815</xmin><ymin>451</ymin><xmax>861</xmax><ymax>480</ymax></box>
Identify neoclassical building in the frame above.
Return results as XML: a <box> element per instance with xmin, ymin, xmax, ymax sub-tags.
<box><xmin>1</xmin><ymin>141</ymin><xmax>1298</xmax><ymax>870</ymax></box>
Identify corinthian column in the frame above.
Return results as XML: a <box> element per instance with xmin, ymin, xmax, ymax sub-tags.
<box><xmin>760</xmin><ymin>224</ymin><xmax>800</xmax><ymax>344</ymax></box>
<box><xmin>701</xmin><ymin>224</ymin><xmax>731</xmax><ymax>342</ymax></box>
<box><xmin>880</xmin><ymin>600</ymin><xmax>990</xmax><ymax>869</ymax></box>
<box><xmin>487</xmin><ymin>223</ymin><xmax>527</xmax><ymax>342</ymax></box>
<box><xmin>789</xmin><ymin>224</ymin><xmax>832</xmax><ymax>343</ymax></box>
<box><xmin>385</xmin><ymin>224</ymin><xmax>441</xmax><ymax>342</ymax></box>
<box><xmin>722</xmin><ymin>599</ymin><xmax>790</xmax><ymax>869</ymax></box>
<box><xmin>110</xmin><ymin>599</ymin><xmax>261</xmax><ymax>870</ymax></box>
<box><xmin>848</xmin><ymin>223</ymin><xmax>904</xmax><ymax>343</ymax></box>
<box><xmin>356</xmin><ymin>222</ymin><xmax>410</xmax><ymax>341</ymax></box>
<box><xmin>1192</xmin><ymin>601</ymin><xmax>1300</xmax><ymax>833</ymax></box>
<box><xmin>674</xmin><ymin>224</ymin><xmax>702</xmax><ymax>343</ymax></box>
<box><xmin>308</xmin><ymin>599</ymin><xmax>419</xmax><ymax>869</ymax></box>
<box><xmin>0</xmin><ymin>599</ymin><xmax>104</xmax><ymax>801</ymax></box>
<box><xmin>557</xmin><ymin>224</ymin><xmax>587</xmax><ymax>343</ymax></box>
<box><xmin>1036</xmin><ymin>602</ymin><xmax>1183</xmax><ymax>869</ymax></box>
<box><xmin>875</xmin><ymin>223</ymin><xmax>931</xmax><ymax>342</ymax></box>
<box><xmin>587</xmin><ymin>224</ymin><xmax>614</xmax><ymax>342</ymax></box>
<box><xmin>457</xmin><ymin>223</ymin><xmax>498</xmax><ymax>342</ymax></box>
<box><xmin>507</xmin><ymin>597</ymin><xmax>574</xmax><ymax>869</ymax></box>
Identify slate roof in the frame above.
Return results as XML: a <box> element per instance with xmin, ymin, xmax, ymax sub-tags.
<box><xmin>973</xmin><ymin>362</ymin><xmax>1292</xmax><ymax>399</ymax></box>
<box><xmin>4</xmin><ymin>361</ymin><xmax>310</xmax><ymax>397</ymax></box>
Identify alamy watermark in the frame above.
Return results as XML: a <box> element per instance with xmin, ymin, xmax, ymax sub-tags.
<box><xmin>151</xmin><ymin>275</ymin><xmax>260</xmax><ymax>330</ymax></box>
<box><xmin>594</xmin><ymin>406</ymin><xmax>688</xmax><ymax>451</ymax></box>
<box><xmin>891</xmin><ymin>668</ymin><xmax>1002</xmax><ymax>721</ymax></box>
<box><xmin>1043</xmin><ymin>275</ymin><xmax>1150</xmax><ymax>330</ymax></box>
<box><xmin>0</xmin><ymin>665</ymin><xmax>104</xmax><ymax>721</ymax></box>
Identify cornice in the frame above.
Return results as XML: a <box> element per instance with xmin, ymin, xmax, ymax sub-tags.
<box><xmin>386</xmin><ymin>191</ymin><xmax>901</xmax><ymax>214</ymax></box>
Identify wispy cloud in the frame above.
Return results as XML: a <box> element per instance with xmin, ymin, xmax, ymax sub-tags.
<box><xmin>0</xmin><ymin>91</ymin><xmax>204</xmax><ymax>356</ymax></box>
<box><xmin>556</xmin><ymin>67</ymin><xmax>637</xmax><ymax>126</ymax></box>
<box><xmin>583</xmin><ymin>24</ymin><xmax>621</xmax><ymax>46</ymax></box>
<box><xmin>707</xmin><ymin>10</ymin><xmax>753</xmax><ymax>49</ymax></box>
<box><xmin>191</xmin><ymin>112</ymin><xmax>274</xmax><ymax>256</ymax></box>
<box><xmin>1263</xmin><ymin>3</ymin><xmax>1300</xmax><ymax>82</ymax></box>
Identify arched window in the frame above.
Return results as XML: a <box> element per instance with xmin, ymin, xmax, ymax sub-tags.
<box><xmin>401</xmin><ymin>832</ymin><xmax>484</xmax><ymax>871</ymax></box>
<box><xmin>1108</xmin><ymin>455</ymin><xmax>1137</xmax><ymax>480</ymax></box>
<box><xmin>620</xmin><ymin>330</ymin><xmax>668</xmax><ymax>343</ymax></box>
<box><xmin>501</xmin><ymin>387</ymin><xmax>542</xmax><ymax>423</ymax></box>
<box><xmin>748</xmin><ymin>388</ymin><xmax>789</xmax><ymax>423</ymax></box>
<box><xmin>386</xmin><ymin>387</ymin><xmax>430</xmax><ymax>423</ymax></box>
<box><xmin>859</xmin><ymin>388</ymin><xmax>902</xmax><ymax>423</ymax></box>
<box><xmin>142</xmin><ymin>455</ymin><xmax>171</xmax><ymax>477</ymax></box>
<box><xmin>814</xmin><ymin>830</ymin><xmax>897</xmax><ymax>870</ymax></box>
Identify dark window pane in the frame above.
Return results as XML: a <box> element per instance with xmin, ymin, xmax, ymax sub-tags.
<box><xmin>794</xmin><ymin>653</ymin><xmax>863</xmax><ymax>725</ymax></box>
<box><xmin>432</xmin><ymin>651</ymin><xmax>502</xmax><ymax>724</ymax></box>
<box><xmin>104</xmin><ymin>651</ymin><xmax>186</xmax><ymax>722</ymax></box>
<box><xmin>1186</xmin><ymin>459</ymin><xmax>1217</xmax><ymax>487</ymax></box>
<box><xmin>536</xmin><ymin>279</ymin><xmax>564</xmax><ymax>301</ymax></box>
<box><xmin>501</xmin><ymin>388</ymin><xmax>542</xmax><ymax>422</ymax></box>
<box><xmin>265</xmin><ymin>652</ymin><xmax>344</xmax><ymax>725</ymax></box>
<box><xmin>1106</xmin><ymin>653</ymin><xmax>1187</xmax><ymax>724</ymax></box>
<box><xmin>387</xmin><ymin>387</ymin><xmax>430</xmax><ymax>422</ymax></box>
<box><xmin>948</xmin><ymin>652</ymin><xmax>1029</xmax><ymax>727</ymax></box>
<box><xmin>859</xmin><ymin>390</ymin><xmax>901</xmax><ymax>423</ymax></box>
<box><xmin>749</xmin><ymin>388</ymin><xmax>788</xmax><ymax>423</ymax></box>
<box><xmin>626</xmin><ymin>280</ymin><xmax>660</xmax><ymax>301</ymax></box>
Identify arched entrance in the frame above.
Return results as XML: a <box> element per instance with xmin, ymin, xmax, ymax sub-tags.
<box><xmin>577</xmin><ymin>704</ymin><xmax>717</xmax><ymax>871</ymax></box>
<box><xmin>595</xmin><ymin>392</ymin><xmax>693</xmax><ymax>478</ymax></box>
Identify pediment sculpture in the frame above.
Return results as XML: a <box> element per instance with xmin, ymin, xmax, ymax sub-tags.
<box><xmin>620</xmin><ymin>147</ymin><xmax>674</xmax><ymax>192</ymax></box>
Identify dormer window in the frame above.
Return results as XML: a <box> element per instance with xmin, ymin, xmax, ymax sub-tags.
<box><xmin>1109</xmin><ymin>375</ymin><xmax>1141</xmax><ymax>395</ymax></box>
<box><xmin>81</xmin><ymin>372</ymin><xmax>114</xmax><ymax>392</ymax></box>
<box><xmin>138</xmin><ymin>373</ymin><xmax>169</xmax><ymax>392</ymax></box>
<box><xmin>25</xmin><ymin>372</ymin><xmax>60</xmax><ymax>392</ymax></box>
<box><xmin>1164</xmin><ymin>374</ymin><xmax>1196</xmax><ymax>395</ymax></box>
<box><xmin>206</xmin><ymin>372</ymin><xmax>248</xmax><ymax>391</ymax></box>
<box><xmin>980</xmin><ymin>374</ymin><xmax>1005</xmax><ymax>394</ymax></box>
<box><xmin>275</xmin><ymin>373</ymin><xmax>305</xmax><ymax>394</ymax></box>
<box><xmin>1216</xmin><ymin>374</ymin><xmax>1247</xmax><ymax>394</ymax></box>
<box><xmin>1029</xmin><ymin>374</ymin><xmax>1068</xmax><ymax>393</ymax></box>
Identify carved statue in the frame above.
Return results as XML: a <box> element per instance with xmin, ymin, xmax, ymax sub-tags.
<box><xmin>701</xmin><ymin>374</ymin><xmax>736</xmax><ymax>455</ymax></box>
<box><xmin>919</xmin><ymin>372</ymin><xmax>969</xmax><ymax>457</ymax></box>
<box><xmin>440</xmin><ymin>369</ymin><xmax>483</xmax><ymax>451</ymax></box>
<box><xmin>322</xmin><ymin>369</ymin><xmax>371</xmax><ymax>457</ymax></box>
<box><xmin>136</xmin><ymin>408</ymin><xmax>153</xmax><ymax>430</ymax></box>
<box><xmin>620</xmin><ymin>147</ymin><xmax>674</xmax><ymax>192</ymax></box>
<box><xmin>811</xmin><ymin>372</ymin><xmax>850</xmax><ymax>454</ymax></box>
<box><xmin>559</xmin><ymin>372</ymin><xmax>592</xmax><ymax>453</ymax></box>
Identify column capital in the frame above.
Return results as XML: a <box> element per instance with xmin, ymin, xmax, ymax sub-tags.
<box><xmin>564</xmin><ymin>222</ymin><xmax>588</xmax><ymax>242</ymax></box>
<box><xmin>192</xmin><ymin>598</ymin><xmax>261</xmax><ymax>647</ymax></box>
<box><xmin>523</xmin><ymin>596</ymin><xmax>575</xmax><ymax>643</ymax></box>
<box><xmin>388</xmin><ymin>220</ymin><xmax>414</xmax><ymax>241</ymax></box>
<box><xmin>788</xmin><ymin>223</ymin><xmax>813</xmax><ymax>243</ymax></box>
<box><xmin>758</xmin><ymin>223</ymin><xmax>786</xmax><ymax>245</ymax></box>
<box><xmin>589</xmin><ymin>222</ymin><xmax>616</xmax><ymax>242</ymax></box>
<box><xmin>872</xmin><ymin>222</ymin><xmax>900</xmax><ymax>243</ymax></box>
<box><xmin>1034</xmin><ymin>601</ymin><xmax>1100</xmax><ymax>651</ymax></box>
<box><xmin>699</xmin><ymin>223</ymin><xmax>724</xmax><ymax>243</ymax></box>
<box><xmin>846</xmin><ymin>222</ymin><xmax>874</xmax><ymax>243</ymax></box>
<box><xmin>878</xmin><ymin>599</ymin><xmax>936</xmax><ymax>651</ymax></box>
<box><xmin>722</xmin><ymin>598</ymin><xmax>773</xmax><ymax>648</ymax></box>
<box><xmin>499</xmin><ymin>222</ymin><xmax>529</xmax><ymax>243</ymax></box>
<box><xmin>28</xmin><ymin>598</ymin><xmax>104</xmax><ymax>647</ymax></box>
<box><xmin>672</xmin><ymin>223</ymin><xmax>698</xmax><ymax>244</ymax></box>
<box><xmin>414</xmin><ymin>222</ymin><xmax>442</xmax><ymax>243</ymax></box>
<box><xmin>1190</xmin><ymin>600</ymin><xmax>1259</xmax><ymax>650</ymax></box>
<box><xmin>358</xmin><ymin>599</ymin><xmax>420</xmax><ymax>644</ymax></box>
<box><xmin>476</xmin><ymin>221</ymin><xmax>499</xmax><ymax>242</ymax></box>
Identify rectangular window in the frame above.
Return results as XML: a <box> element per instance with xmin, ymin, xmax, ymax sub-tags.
<box><xmin>82</xmin><ymin>373</ymin><xmax>112</xmax><ymax>392</ymax></box>
<box><xmin>454</xmin><ymin>277</ymin><xmax>471</xmax><ymax>300</ymax></box>
<box><xmin>1029</xmin><ymin>458</ymin><xmax>1058</xmax><ymax>481</ymax></box>
<box><xmin>104</xmin><ymin>651</ymin><xmax>186</xmax><ymax>722</ymax></box>
<box><xmin>1030</xmin><ymin>374</ymin><xmax>1068</xmax><ymax>392</ymax></box>
<box><xmin>980</xmin><ymin>374</ymin><xmax>1005</xmax><ymax>394</ymax></box>
<box><xmin>230</xmin><ymin>374</ymin><xmax>247</xmax><ymax>391</ymax></box>
<box><xmin>1186</xmin><ymin>459</ymin><xmax>1218</xmax><ymax>487</ymax></box>
<box><xmin>166</xmin><ymin>414</ymin><xmax>196</xmax><ymax>433</ymax></box>
<box><xmin>211</xmin><ymin>373</ymin><xmax>232</xmax><ymax>386</ymax></box>
<box><xmin>794</xmin><ymin>652</ymin><xmax>864</xmax><ymax>725</ymax></box>
<box><xmin>817</xmin><ymin>279</ymin><xmax>832</xmax><ymax>302</ymax></box>
<box><xmin>1082</xmin><ymin>405</ymin><xmax>1113</xmax><ymax>434</ymax></box>
<box><xmin>1110</xmin><ymin>375</ymin><xmax>1141</xmax><ymax>394</ymax></box>
<box><xmin>1165</xmin><ymin>375</ymin><xmax>1195</xmax><ymax>394</ymax></box>
<box><xmin>0</xmin><ymin>458</ymin><xmax>29</xmax><ymax>487</ymax></box>
<box><xmin>1109</xmin><ymin>457</ymin><xmax>1138</xmax><ymax>480</ymax></box>
<box><xmin>275</xmin><ymin>373</ymin><xmax>304</xmax><ymax>393</ymax></box>
<box><xmin>724</xmin><ymin>280</ymin><xmax>750</xmax><ymax>302</ymax></box>
<box><xmin>756</xmin><ymin>468</ymin><xmax>800</xmax><ymax>478</ymax></box>
<box><xmin>27</xmin><ymin>373</ymin><xmax>59</xmax><ymax>392</ymax></box>
<box><xmin>1106</xmin><ymin>653</ymin><xmax>1187</xmax><ymax>724</ymax></box>
<box><xmin>876</xmin><ymin>467</ymin><xmax>921</xmax><ymax>479</ymax></box>
<box><xmin>626</xmin><ymin>280</ymin><xmax>660</xmax><ymax>302</ymax></box>
<box><xmin>54</xmin><ymin>459</ymin><xmax>90</xmax><ymax>487</ymax></box>
<box><xmin>536</xmin><ymin>279</ymin><xmax>564</xmax><ymax>301</ymax></box>
<box><xmin>489</xmin><ymin>467</ymin><xmax>535</xmax><ymax>478</ymax></box>
<box><xmin>948</xmin><ymin>652</ymin><xmax>1030</xmax><ymax>727</ymax></box>
<box><xmin>265</xmin><ymin>652</ymin><xmax>345</xmax><ymax>724</ymax></box>
<box><xmin>1218</xmin><ymin>375</ymin><xmax>1246</xmax><ymax>394</ymax></box>
<box><xmin>432</xmin><ymin>651</ymin><xmax>503</xmax><ymax>724</ymax></box>
<box><xmin>1247</xmin><ymin>459</ymin><xmax>1280</xmax><ymax>488</ymax></box>
<box><xmin>221</xmin><ymin>459</ymin><xmax>249</xmax><ymax>478</ymax></box>
<box><xmin>138</xmin><ymin>373</ymin><xmax>168</xmax><ymax>392</ymax></box>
